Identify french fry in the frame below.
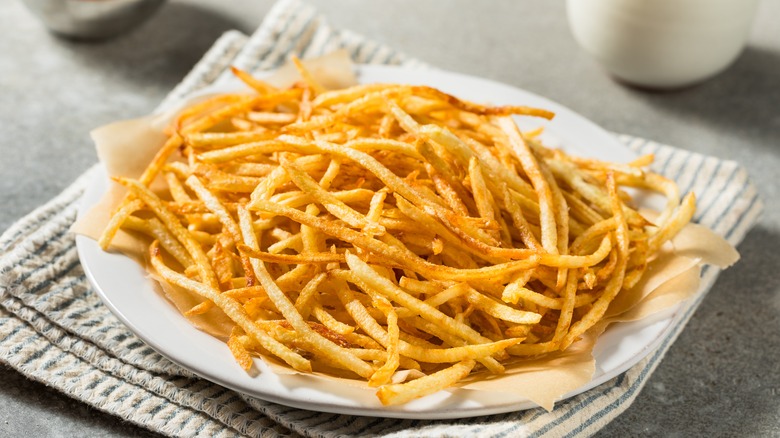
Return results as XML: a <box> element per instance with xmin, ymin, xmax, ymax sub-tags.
<box><xmin>376</xmin><ymin>359</ymin><xmax>476</xmax><ymax>406</ymax></box>
<box><xmin>230</xmin><ymin>66</ymin><xmax>278</xmax><ymax>95</ymax></box>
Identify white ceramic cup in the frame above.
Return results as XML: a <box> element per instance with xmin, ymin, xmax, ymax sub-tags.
<box><xmin>566</xmin><ymin>0</ymin><xmax>760</xmax><ymax>89</ymax></box>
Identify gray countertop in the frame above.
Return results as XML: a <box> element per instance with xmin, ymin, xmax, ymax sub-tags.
<box><xmin>1</xmin><ymin>0</ymin><xmax>778</xmax><ymax>436</ymax></box>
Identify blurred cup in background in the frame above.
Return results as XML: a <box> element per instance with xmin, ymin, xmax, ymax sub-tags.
<box><xmin>566</xmin><ymin>0</ymin><xmax>760</xmax><ymax>89</ymax></box>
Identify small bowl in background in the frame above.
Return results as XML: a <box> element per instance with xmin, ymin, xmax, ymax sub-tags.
<box><xmin>567</xmin><ymin>0</ymin><xmax>760</xmax><ymax>89</ymax></box>
<box><xmin>22</xmin><ymin>0</ymin><xmax>166</xmax><ymax>41</ymax></box>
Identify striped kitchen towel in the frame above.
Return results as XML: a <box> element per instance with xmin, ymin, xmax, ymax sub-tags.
<box><xmin>0</xmin><ymin>0</ymin><xmax>762</xmax><ymax>437</ymax></box>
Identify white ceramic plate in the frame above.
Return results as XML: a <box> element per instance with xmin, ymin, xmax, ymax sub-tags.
<box><xmin>76</xmin><ymin>65</ymin><xmax>683</xmax><ymax>419</ymax></box>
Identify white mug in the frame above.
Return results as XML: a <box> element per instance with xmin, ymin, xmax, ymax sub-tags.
<box><xmin>567</xmin><ymin>0</ymin><xmax>760</xmax><ymax>89</ymax></box>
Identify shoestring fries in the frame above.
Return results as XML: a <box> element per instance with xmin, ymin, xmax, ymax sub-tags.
<box><xmin>100</xmin><ymin>61</ymin><xmax>695</xmax><ymax>405</ymax></box>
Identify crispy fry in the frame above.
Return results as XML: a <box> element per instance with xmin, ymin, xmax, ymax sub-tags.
<box><xmin>98</xmin><ymin>199</ymin><xmax>144</xmax><ymax>250</ymax></box>
<box><xmin>368</xmin><ymin>297</ymin><xmax>400</xmax><ymax>386</ymax></box>
<box><xmin>376</xmin><ymin>359</ymin><xmax>476</xmax><ymax>405</ymax></box>
<box><xmin>228</xmin><ymin>326</ymin><xmax>254</xmax><ymax>371</ymax></box>
<box><xmin>230</xmin><ymin>66</ymin><xmax>278</xmax><ymax>94</ymax></box>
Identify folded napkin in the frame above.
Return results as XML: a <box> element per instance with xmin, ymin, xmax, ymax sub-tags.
<box><xmin>0</xmin><ymin>0</ymin><xmax>762</xmax><ymax>436</ymax></box>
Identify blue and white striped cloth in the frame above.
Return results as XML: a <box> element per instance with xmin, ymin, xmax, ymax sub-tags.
<box><xmin>0</xmin><ymin>0</ymin><xmax>762</xmax><ymax>436</ymax></box>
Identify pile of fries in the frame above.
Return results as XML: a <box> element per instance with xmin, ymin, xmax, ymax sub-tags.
<box><xmin>99</xmin><ymin>59</ymin><xmax>695</xmax><ymax>405</ymax></box>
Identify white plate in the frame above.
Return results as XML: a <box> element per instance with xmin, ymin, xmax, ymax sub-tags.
<box><xmin>76</xmin><ymin>65</ymin><xmax>684</xmax><ymax>419</ymax></box>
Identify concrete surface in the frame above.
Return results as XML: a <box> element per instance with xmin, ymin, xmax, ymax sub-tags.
<box><xmin>1</xmin><ymin>0</ymin><xmax>778</xmax><ymax>436</ymax></box>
